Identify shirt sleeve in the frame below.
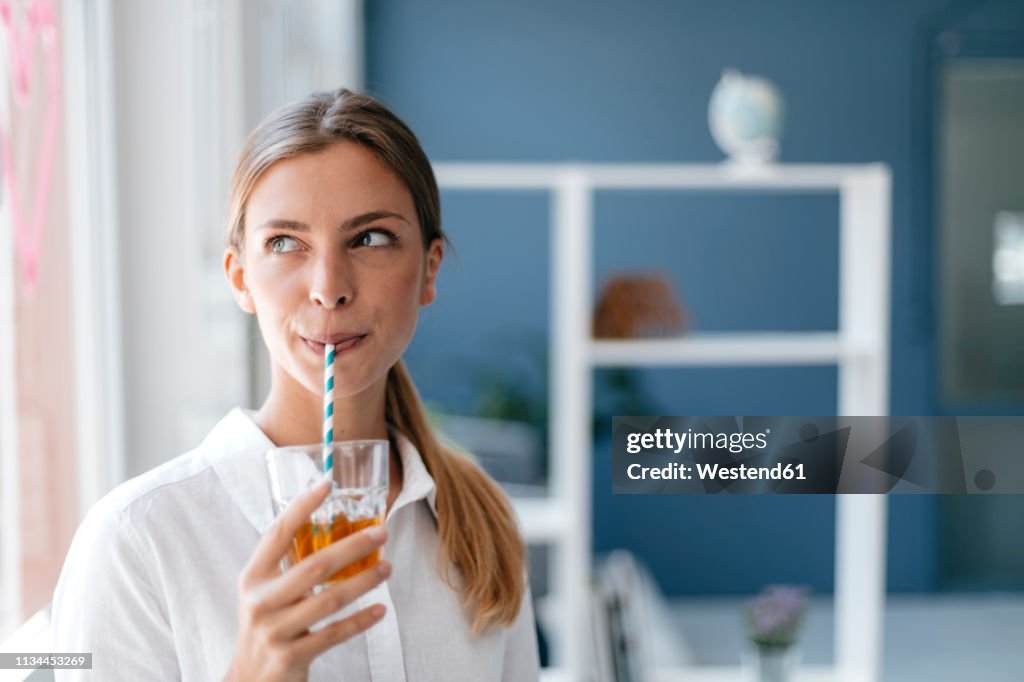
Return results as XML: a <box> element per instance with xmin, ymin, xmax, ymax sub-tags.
<box><xmin>502</xmin><ymin>582</ymin><xmax>541</xmax><ymax>681</ymax></box>
<box><xmin>51</xmin><ymin>503</ymin><xmax>181</xmax><ymax>681</ymax></box>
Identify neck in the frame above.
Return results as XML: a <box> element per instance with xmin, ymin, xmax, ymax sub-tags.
<box><xmin>253</xmin><ymin>365</ymin><xmax>390</xmax><ymax>447</ymax></box>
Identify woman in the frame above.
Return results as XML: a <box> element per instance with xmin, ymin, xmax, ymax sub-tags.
<box><xmin>51</xmin><ymin>89</ymin><xmax>540</xmax><ymax>681</ymax></box>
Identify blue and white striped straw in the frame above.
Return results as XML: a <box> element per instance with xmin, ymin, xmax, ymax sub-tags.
<box><xmin>323</xmin><ymin>343</ymin><xmax>335</xmax><ymax>472</ymax></box>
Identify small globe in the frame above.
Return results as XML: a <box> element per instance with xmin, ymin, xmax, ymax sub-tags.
<box><xmin>708</xmin><ymin>69</ymin><xmax>784</xmax><ymax>163</ymax></box>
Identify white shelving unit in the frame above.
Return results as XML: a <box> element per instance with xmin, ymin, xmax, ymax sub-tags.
<box><xmin>434</xmin><ymin>162</ymin><xmax>892</xmax><ymax>682</ymax></box>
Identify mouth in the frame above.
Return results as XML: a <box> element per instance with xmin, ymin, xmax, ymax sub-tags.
<box><xmin>301</xmin><ymin>333</ymin><xmax>368</xmax><ymax>357</ymax></box>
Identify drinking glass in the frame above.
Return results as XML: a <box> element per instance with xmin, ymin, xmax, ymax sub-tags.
<box><xmin>265</xmin><ymin>440</ymin><xmax>389</xmax><ymax>587</ymax></box>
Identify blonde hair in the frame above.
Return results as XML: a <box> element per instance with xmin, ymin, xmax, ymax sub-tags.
<box><xmin>227</xmin><ymin>89</ymin><xmax>527</xmax><ymax>635</ymax></box>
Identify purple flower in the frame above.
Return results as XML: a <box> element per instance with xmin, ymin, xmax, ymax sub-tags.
<box><xmin>744</xmin><ymin>584</ymin><xmax>810</xmax><ymax>649</ymax></box>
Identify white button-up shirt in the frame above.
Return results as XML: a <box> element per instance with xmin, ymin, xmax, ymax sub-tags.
<box><xmin>51</xmin><ymin>408</ymin><xmax>540</xmax><ymax>681</ymax></box>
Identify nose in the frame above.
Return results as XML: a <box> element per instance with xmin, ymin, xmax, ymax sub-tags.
<box><xmin>309</xmin><ymin>250</ymin><xmax>354</xmax><ymax>309</ymax></box>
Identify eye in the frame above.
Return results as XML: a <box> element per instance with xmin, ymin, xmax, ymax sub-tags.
<box><xmin>265</xmin><ymin>235</ymin><xmax>300</xmax><ymax>254</ymax></box>
<box><xmin>353</xmin><ymin>228</ymin><xmax>397</xmax><ymax>248</ymax></box>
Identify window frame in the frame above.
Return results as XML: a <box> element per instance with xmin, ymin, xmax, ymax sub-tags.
<box><xmin>0</xmin><ymin>0</ymin><xmax>124</xmax><ymax>639</ymax></box>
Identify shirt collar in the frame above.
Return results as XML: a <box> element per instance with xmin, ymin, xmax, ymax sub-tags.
<box><xmin>207</xmin><ymin>407</ymin><xmax>438</xmax><ymax>535</ymax></box>
<box><xmin>388</xmin><ymin>426</ymin><xmax>439</xmax><ymax>520</ymax></box>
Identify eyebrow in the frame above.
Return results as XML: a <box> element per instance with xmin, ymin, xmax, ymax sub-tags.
<box><xmin>254</xmin><ymin>210</ymin><xmax>410</xmax><ymax>233</ymax></box>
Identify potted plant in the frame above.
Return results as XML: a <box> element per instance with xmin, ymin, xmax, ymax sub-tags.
<box><xmin>742</xmin><ymin>584</ymin><xmax>810</xmax><ymax>682</ymax></box>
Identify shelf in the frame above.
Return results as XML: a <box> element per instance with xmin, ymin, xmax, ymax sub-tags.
<box><xmin>539</xmin><ymin>667</ymin><xmax>571</xmax><ymax>682</ymax></box>
<box><xmin>436</xmin><ymin>161</ymin><xmax>891</xmax><ymax>681</ymax></box>
<box><xmin>511</xmin><ymin>498</ymin><xmax>570</xmax><ymax>544</ymax></box>
<box><xmin>651</xmin><ymin>665</ymin><xmax>844</xmax><ymax>682</ymax></box>
<box><xmin>540</xmin><ymin>664</ymin><xmax>846</xmax><ymax>681</ymax></box>
<box><xmin>589</xmin><ymin>332</ymin><xmax>873</xmax><ymax>367</ymax></box>
<box><xmin>434</xmin><ymin>162</ymin><xmax>889</xmax><ymax>191</ymax></box>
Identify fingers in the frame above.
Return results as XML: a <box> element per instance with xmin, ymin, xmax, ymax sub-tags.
<box><xmin>247</xmin><ymin>480</ymin><xmax>331</xmax><ymax>580</ymax></box>
<box><xmin>273</xmin><ymin>560</ymin><xmax>393</xmax><ymax>640</ymax></box>
<box><xmin>254</xmin><ymin>525</ymin><xmax>388</xmax><ymax>613</ymax></box>
<box><xmin>290</xmin><ymin>603</ymin><xmax>388</xmax><ymax>661</ymax></box>
<box><xmin>233</xmin><ymin>484</ymin><xmax>391</xmax><ymax>679</ymax></box>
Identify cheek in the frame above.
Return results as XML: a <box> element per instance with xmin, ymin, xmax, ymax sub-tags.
<box><xmin>394</xmin><ymin>262</ymin><xmax>422</xmax><ymax>297</ymax></box>
<box><xmin>246</xmin><ymin>262</ymin><xmax>301</xmax><ymax>339</ymax></box>
<box><xmin>400</xmin><ymin>257</ymin><xmax>427</xmax><ymax>304</ymax></box>
<box><xmin>248</xmin><ymin>256</ymin><xmax>302</xmax><ymax>302</ymax></box>
<box><xmin>381</xmin><ymin>260</ymin><xmax>425</xmax><ymax>331</ymax></box>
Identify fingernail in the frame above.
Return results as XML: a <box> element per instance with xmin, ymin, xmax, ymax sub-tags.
<box><xmin>376</xmin><ymin>561</ymin><xmax>392</xmax><ymax>578</ymax></box>
<box><xmin>365</xmin><ymin>526</ymin><xmax>386</xmax><ymax>542</ymax></box>
<box><xmin>370</xmin><ymin>604</ymin><xmax>386</xmax><ymax>618</ymax></box>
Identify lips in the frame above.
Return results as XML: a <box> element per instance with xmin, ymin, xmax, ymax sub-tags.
<box><xmin>301</xmin><ymin>333</ymin><xmax>367</xmax><ymax>357</ymax></box>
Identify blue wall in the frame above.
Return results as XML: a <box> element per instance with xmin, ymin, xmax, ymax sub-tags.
<box><xmin>365</xmin><ymin>0</ymin><xmax>956</xmax><ymax>595</ymax></box>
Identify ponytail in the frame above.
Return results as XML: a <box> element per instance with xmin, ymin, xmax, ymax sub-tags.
<box><xmin>385</xmin><ymin>360</ymin><xmax>528</xmax><ymax>636</ymax></box>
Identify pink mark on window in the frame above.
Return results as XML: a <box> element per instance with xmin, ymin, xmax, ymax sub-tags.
<box><xmin>0</xmin><ymin>0</ymin><xmax>61</xmax><ymax>295</ymax></box>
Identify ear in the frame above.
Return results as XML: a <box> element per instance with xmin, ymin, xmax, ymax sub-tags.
<box><xmin>419</xmin><ymin>238</ymin><xmax>444</xmax><ymax>306</ymax></box>
<box><xmin>223</xmin><ymin>246</ymin><xmax>256</xmax><ymax>314</ymax></box>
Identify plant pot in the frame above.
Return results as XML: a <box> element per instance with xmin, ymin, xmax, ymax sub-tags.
<box><xmin>742</xmin><ymin>644</ymin><xmax>799</xmax><ymax>682</ymax></box>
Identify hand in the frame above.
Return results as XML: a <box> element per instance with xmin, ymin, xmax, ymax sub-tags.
<box><xmin>224</xmin><ymin>480</ymin><xmax>391</xmax><ymax>682</ymax></box>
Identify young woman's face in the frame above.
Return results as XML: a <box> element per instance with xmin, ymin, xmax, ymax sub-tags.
<box><xmin>225</xmin><ymin>140</ymin><xmax>443</xmax><ymax>400</ymax></box>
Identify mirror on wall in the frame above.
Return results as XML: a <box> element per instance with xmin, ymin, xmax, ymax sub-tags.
<box><xmin>927</xmin><ymin>17</ymin><xmax>1024</xmax><ymax>591</ymax></box>
<box><xmin>938</xmin><ymin>55</ymin><xmax>1024</xmax><ymax>405</ymax></box>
